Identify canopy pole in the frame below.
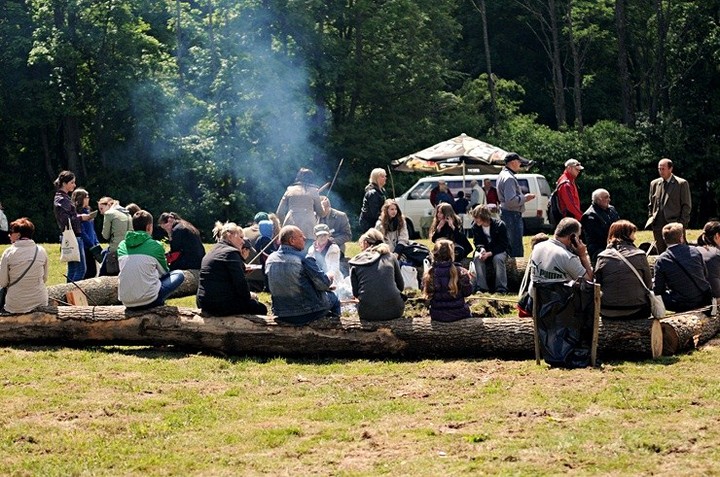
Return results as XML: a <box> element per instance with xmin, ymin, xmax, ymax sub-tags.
<box><xmin>387</xmin><ymin>165</ymin><xmax>396</xmax><ymax>198</ymax></box>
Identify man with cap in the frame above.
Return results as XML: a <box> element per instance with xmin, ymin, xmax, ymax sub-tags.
<box><xmin>645</xmin><ymin>158</ymin><xmax>691</xmax><ymax>254</ymax></box>
<box><xmin>556</xmin><ymin>159</ymin><xmax>584</xmax><ymax>221</ymax></box>
<box><xmin>497</xmin><ymin>152</ymin><xmax>535</xmax><ymax>257</ymax></box>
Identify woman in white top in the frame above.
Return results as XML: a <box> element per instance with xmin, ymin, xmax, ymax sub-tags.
<box><xmin>0</xmin><ymin>218</ymin><xmax>49</xmax><ymax>313</ymax></box>
<box><xmin>307</xmin><ymin>223</ymin><xmax>342</xmax><ymax>280</ymax></box>
<box><xmin>375</xmin><ymin>199</ymin><xmax>409</xmax><ymax>254</ymax></box>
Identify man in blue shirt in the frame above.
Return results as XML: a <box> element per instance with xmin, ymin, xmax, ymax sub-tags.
<box><xmin>497</xmin><ymin>152</ymin><xmax>535</xmax><ymax>257</ymax></box>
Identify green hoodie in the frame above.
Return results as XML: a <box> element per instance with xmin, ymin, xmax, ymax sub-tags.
<box><xmin>117</xmin><ymin>231</ymin><xmax>168</xmax><ymax>271</ymax></box>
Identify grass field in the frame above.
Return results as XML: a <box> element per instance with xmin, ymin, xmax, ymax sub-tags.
<box><xmin>2</xmin><ymin>230</ymin><xmax>719</xmax><ymax>476</ymax></box>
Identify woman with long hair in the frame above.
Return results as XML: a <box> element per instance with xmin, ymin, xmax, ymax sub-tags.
<box><xmin>196</xmin><ymin>221</ymin><xmax>267</xmax><ymax>316</ymax></box>
<box><xmin>276</xmin><ymin>167</ymin><xmax>324</xmax><ymax>252</ymax></box>
<box><xmin>429</xmin><ymin>203</ymin><xmax>472</xmax><ymax>261</ymax></box>
<box><xmin>72</xmin><ymin>188</ymin><xmax>101</xmax><ymax>279</ymax></box>
<box><xmin>358</xmin><ymin>168</ymin><xmax>387</xmax><ymax>233</ymax></box>
<box><xmin>52</xmin><ymin>170</ymin><xmax>91</xmax><ymax>282</ymax></box>
<box><xmin>594</xmin><ymin>220</ymin><xmax>652</xmax><ymax>319</ymax></box>
<box><xmin>158</xmin><ymin>212</ymin><xmax>205</xmax><ymax>270</ymax></box>
<box><xmin>349</xmin><ymin>228</ymin><xmax>405</xmax><ymax>321</ymax></box>
<box><xmin>696</xmin><ymin>221</ymin><xmax>720</xmax><ymax>298</ymax></box>
<box><xmin>423</xmin><ymin>239</ymin><xmax>473</xmax><ymax>322</ymax></box>
<box><xmin>375</xmin><ymin>199</ymin><xmax>409</xmax><ymax>254</ymax></box>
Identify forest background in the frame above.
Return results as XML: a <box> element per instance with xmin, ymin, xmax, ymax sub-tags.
<box><xmin>1</xmin><ymin>0</ymin><xmax>719</xmax><ymax>242</ymax></box>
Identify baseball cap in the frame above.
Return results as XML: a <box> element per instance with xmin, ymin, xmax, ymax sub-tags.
<box><xmin>564</xmin><ymin>158</ymin><xmax>584</xmax><ymax>170</ymax></box>
<box><xmin>504</xmin><ymin>152</ymin><xmax>531</xmax><ymax>167</ymax></box>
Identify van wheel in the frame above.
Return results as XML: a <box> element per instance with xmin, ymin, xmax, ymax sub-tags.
<box><xmin>407</xmin><ymin>220</ymin><xmax>419</xmax><ymax>240</ymax></box>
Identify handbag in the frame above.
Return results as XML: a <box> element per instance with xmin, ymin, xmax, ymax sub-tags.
<box><xmin>105</xmin><ymin>250</ymin><xmax>120</xmax><ymax>275</ymax></box>
<box><xmin>516</xmin><ymin>259</ymin><xmax>533</xmax><ymax>317</ymax></box>
<box><xmin>609</xmin><ymin>248</ymin><xmax>665</xmax><ymax>318</ymax></box>
<box><xmin>0</xmin><ymin>245</ymin><xmax>39</xmax><ymax>311</ymax></box>
<box><xmin>60</xmin><ymin>218</ymin><xmax>81</xmax><ymax>263</ymax></box>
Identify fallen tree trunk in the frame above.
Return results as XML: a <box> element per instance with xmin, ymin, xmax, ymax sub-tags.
<box><xmin>661</xmin><ymin>306</ymin><xmax>720</xmax><ymax>355</ymax></box>
<box><xmin>1</xmin><ymin>305</ymin><xmax>705</xmax><ymax>359</ymax></box>
<box><xmin>47</xmin><ymin>270</ymin><xmax>199</xmax><ymax>306</ymax></box>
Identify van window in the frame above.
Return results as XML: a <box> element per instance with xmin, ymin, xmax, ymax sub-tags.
<box><xmin>408</xmin><ymin>182</ymin><xmax>435</xmax><ymax>200</ymax></box>
<box><xmin>537</xmin><ymin>177</ymin><xmax>552</xmax><ymax>197</ymax></box>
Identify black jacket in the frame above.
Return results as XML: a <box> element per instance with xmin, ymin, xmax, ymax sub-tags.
<box><xmin>471</xmin><ymin>218</ymin><xmax>510</xmax><ymax>256</ymax></box>
<box><xmin>196</xmin><ymin>241</ymin><xmax>267</xmax><ymax>316</ymax></box>
<box><xmin>581</xmin><ymin>204</ymin><xmax>619</xmax><ymax>262</ymax></box>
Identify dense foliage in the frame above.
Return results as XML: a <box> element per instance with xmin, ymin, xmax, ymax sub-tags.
<box><xmin>1</xmin><ymin>0</ymin><xmax>718</xmax><ymax>241</ymax></box>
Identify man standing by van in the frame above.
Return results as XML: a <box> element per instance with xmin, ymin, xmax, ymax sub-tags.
<box><xmin>497</xmin><ymin>152</ymin><xmax>535</xmax><ymax>257</ymax></box>
<box><xmin>556</xmin><ymin>159</ymin><xmax>584</xmax><ymax>221</ymax></box>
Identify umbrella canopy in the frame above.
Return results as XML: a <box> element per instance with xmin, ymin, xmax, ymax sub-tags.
<box><xmin>391</xmin><ymin>133</ymin><xmax>530</xmax><ymax>174</ymax></box>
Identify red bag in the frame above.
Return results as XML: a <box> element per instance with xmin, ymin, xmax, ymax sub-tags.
<box><xmin>166</xmin><ymin>251</ymin><xmax>181</xmax><ymax>265</ymax></box>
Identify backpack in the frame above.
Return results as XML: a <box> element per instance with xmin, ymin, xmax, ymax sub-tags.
<box><xmin>394</xmin><ymin>242</ymin><xmax>430</xmax><ymax>267</ymax></box>
<box><xmin>547</xmin><ymin>179</ymin><xmax>570</xmax><ymax>227</ymax></box>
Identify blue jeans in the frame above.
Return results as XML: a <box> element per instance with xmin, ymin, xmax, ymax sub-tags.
<box><xmin>473</xmin><ymin>252</ymin><xmax>508</xmax><ymax>292</ymax></box>
<box><xmin>501</xmin><ymin>210</ymin><xmax>524</xmax><ymax>257</ymax></box>
<box><xmin>65</xmin><ymin>236</ymin><xmax>86</xmax><ymax>283</ymax></box>
<box><xmin>276</xmin><ymin>291</ymin><xmax>341</xmax><ymax>325</ymax></box>
<box><xmin>128</xmin><ymin>271</ymin><xmax>186</xmax><ymax>310</ymax></box>
<box><xmin>148</xmin><ymin>270</ymin><xmax>186</xmax><ymax>307</ymax></box>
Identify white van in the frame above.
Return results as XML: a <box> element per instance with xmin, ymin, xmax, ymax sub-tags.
<box><xmin>394</xmin><ymin>173</ymin><xmax>553</xmax><ymax>238</ymax></box>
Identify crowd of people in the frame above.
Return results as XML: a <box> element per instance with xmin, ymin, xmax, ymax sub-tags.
<box><xmin>0</xmin><ymin>158</ymin><xmax>718</xmax><ymax>328</ymax></box>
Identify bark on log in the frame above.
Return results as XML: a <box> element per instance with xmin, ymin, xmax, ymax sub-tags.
<box><xmin>0</xmin><ymin>305</ymin><xmax>689</xmax><ymax>359</ymax></box>
<box><xmin>47</xmin><ymin>270</ymin><xmax>199</xmax><ymax>306</ymax></box>
<box><xmin>660</xmin><ymin>306</ymin><xmax>720</xmax><ymax>355</ymax></box>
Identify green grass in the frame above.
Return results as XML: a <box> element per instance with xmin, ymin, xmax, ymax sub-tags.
<box><xmin>1</xmin><ymin>349</ymin><xmax>720</xmax><ymax>475</ymax></box>
<box><xmin>1</xmin><ymin>230</ymin><xmax>717</xmax><ymax>475</ymax></box>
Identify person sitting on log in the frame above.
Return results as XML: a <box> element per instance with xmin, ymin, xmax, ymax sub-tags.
<box><xmin>118</xmin><ymin>210</ymin><xmax>185</xmax><ymax>310</ymax></box>
<box><xmin>594</xmin><ymin>220</ymin><xmax>653</xmax><ymax>319</ymax></box>
<box><xmin>423</xmin><ymin>239</ymin><xmax>473</xmax><ymax>322</ymax></box>
<box><xmin>157</xmin><ymin>212</ymin><xmax>206</xmax><ymax>272</ymax></box>
<box><xmin>265</xmin><ymin>225</ymin><xmax>340</xmax><ymax>325</ymax></box>
<box><xmin>349</xmin><ymin>228</ymin><xmax>405</xmax><ymax>321</ymax></box>
<box><xmin>696</xmin><ymin>221</ymin><xmax>720</xmax><ymax>300</ymax></box>
<box><xmin>530</xmin><ymin>217</ymin><xmax>594</xmax><ymax>285</ymax></box>
<box><xmin>654</xmin><ymin>222</ymin><xmax>712</xmax><ymax>312</ymax></box>
<box><xmin>196</xmin><ymin>221</ymin><xmax>267</xmax><ymax>316</ymax></box>
<box><xmin>0</xmin><ymin>217</ymin><xmax>49</xmax><ymax>313</ymax></box>
<box><xmin>429</xmin><ymin>203</ymin><xmax>472</xmax><ymax>263</ymax></box>
<box><xmin>470</xmin><ymin>204</ymin><xmax>510</xmax><ymax>294</ymax></box>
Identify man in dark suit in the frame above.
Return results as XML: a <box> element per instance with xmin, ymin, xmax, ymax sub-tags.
<box><xmin>653</xmin><ymin>222</ymin><xmax>711</xmax><ymax>312</ymax></box>
<box><xmin>645</xmin><ymin>158</ymin><xmax>691</xmax><ymax>253</ymax></box>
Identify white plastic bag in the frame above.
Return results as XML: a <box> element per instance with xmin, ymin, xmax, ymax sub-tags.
<box><xmin>60</xmin><ymin>218</ymin><xmax>80</xmax><ymax>263</ymax></box>
<box><xmin>401</xmin><ymin>265</ymin><xmax>419</xmax><ymax>290</ymax></box>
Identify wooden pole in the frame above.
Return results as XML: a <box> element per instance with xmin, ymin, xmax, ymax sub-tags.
<box><xmin>591</xmin><ymin>283</ymin><xmax>601</xmax><ymax>367</ymax></box>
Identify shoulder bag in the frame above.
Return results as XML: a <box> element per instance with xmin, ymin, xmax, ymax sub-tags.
<box><xmin>609</xmin><ymin>248</ymin><xmax>665</xmax><ymax>318</ymax></box>
<box><xmin>60</xmin><ymin>218</ymin><xmax>81</xmax><ymax>263</ymax></box>
<box><xmin>0</xmin><ymin>245</ymin><xmax>39</xmax><ymax>311</ymax></box>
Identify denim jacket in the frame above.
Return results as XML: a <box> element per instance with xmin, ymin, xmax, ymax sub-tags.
<box><xmin>265</xmin><ymin>244</ymin><xmax>332</xmax><ymax>318</ymax></box>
